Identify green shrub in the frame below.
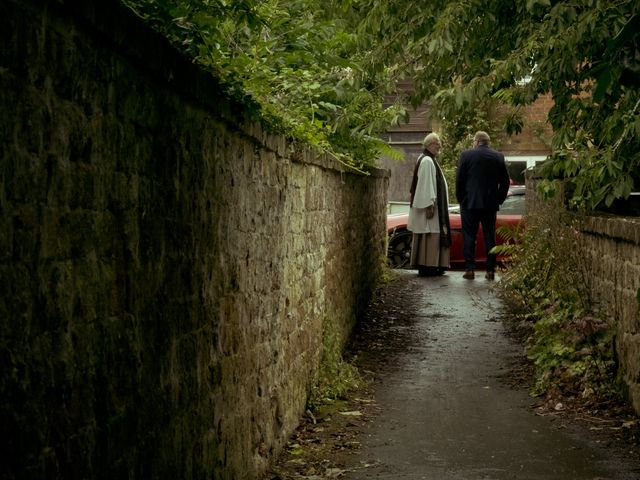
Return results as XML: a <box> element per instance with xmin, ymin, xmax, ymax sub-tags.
<box><xmin>307</xmin><ymin>316</ymin><xmax>363</xmax><ymax>412</ymax></box>
<box><xmin>496</xmin><ymin>202</ymin><xmax>622</xmax><ymax>404</ymax></box>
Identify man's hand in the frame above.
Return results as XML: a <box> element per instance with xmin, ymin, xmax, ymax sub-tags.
<box><xmin>426</xmin><ymin>205</ymin><xmax>435</xmax><ymax>219</ymax></box>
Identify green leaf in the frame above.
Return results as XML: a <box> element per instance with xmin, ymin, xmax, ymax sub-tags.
<box><xmin>593</xmin><ymin>68</ymin><xmax>611</xmax><ymax>103</ymax></box>
<box><xmin>123</xmin><ymin>0</ymin><xmax>640</xmax><ymax>192</ymax></box>
<box><xmin>525</xmin><ymin>0</ymin><xmax>550</xmax><ymax>13</ymax></box>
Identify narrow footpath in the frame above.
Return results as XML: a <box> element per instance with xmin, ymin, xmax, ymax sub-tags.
<box><xmin>265</xmin><ymin>270</ymin><xmax>640</xmax><ymax>480</ymax></box>
<box><xmin>339</xmin><ymin>271</ymin><xmax>640</xmax><ymax>479</ymax></box>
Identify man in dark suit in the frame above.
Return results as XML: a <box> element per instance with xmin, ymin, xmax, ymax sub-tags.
<box><xmin>455</xmin><ymin>131</ymin><xmax>510</xmax><ymax>280</ymax></box>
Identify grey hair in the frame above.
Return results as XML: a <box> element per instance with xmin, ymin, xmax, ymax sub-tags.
<box><xmin>474</xmin><ymin>131</ymin><xmax>490</xmax><ymax>145</ymax></box>
<box><xmin>423</xmin><ymin>132</ymin><xmax>441</xmax><ymax>147</ymax></box>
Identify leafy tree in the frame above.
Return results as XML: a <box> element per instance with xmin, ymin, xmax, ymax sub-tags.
<box><xmin>124</xmin><ymin>1</ymin><xmax>640</xmax><ymax>208</ymax></box>
<box><xmin>357</xmin><ymin>0</ymin><xmax>640</xmax><ymax>210</ymax></box>
<box><xmin>122</xmin><ymin>0</ymin><xmax>407</xmax><ymax>171</ymax></box>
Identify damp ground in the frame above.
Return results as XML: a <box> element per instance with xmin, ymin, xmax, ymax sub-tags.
<box><xmin>264</xmin><ymin>270</ymin><xmax>640</xmax><ymax>480</ymax></box>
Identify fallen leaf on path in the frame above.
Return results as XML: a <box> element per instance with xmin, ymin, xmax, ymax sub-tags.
<box><xmin>339</xmin><ymin>411</ymin><xmax>363</xmax><ymax>416</ymax></box>
<box><xmin>324</xmin><ymin>467</ymin><xmax>346</xmax><ymax>477</ymax></box>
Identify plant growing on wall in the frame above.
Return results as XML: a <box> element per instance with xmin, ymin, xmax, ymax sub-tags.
<box><xmin>495</xmin><ymin>205</ymin><xmax>621</xmax><ymax>405</ymax></box>
<box><xmin>123</xmin><ymin>1</ymin><xmax>640</xmax><ymax>207</ymax></box>
<box><xmin>122</xmin><ymin>0</ymin><xmax>406</xmax><ymax>171</ymax></box>
<box><xmin>307</xmin><ymin>315</ymin><xmax>362</xmax><ymax>411</ymax></box>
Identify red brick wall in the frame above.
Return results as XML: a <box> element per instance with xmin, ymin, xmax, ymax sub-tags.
<box><xmin>496</xmin><ymin>94</ymin><xmax>554</xmax><ymax>156</ymax></box>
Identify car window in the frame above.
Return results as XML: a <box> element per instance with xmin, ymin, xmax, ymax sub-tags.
<box><xmin>387</xmin><ymin>202</ymin><xmax>410</xmax><ymax>215</ymax></box>
<box><xmin>499</xmin><ymin>195</ymin><xmax>525</xmax><ymax>215</ymax></box>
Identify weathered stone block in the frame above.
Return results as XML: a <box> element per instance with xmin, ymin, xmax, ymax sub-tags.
<box><xmin>0</xmin><ymin>0</ymin><xmax>388</xmax><ymax>479</ymax></box>
<box><xmin>529</xmin><ymin>181</ymin><xmax>640</xmax><ymax>416</ymax></box>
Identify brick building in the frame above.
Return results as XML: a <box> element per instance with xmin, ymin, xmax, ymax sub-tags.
<box><xmin>381</xmin><ymin>83</ymin><xmax>553</xmax><ymax>203</ymax></box>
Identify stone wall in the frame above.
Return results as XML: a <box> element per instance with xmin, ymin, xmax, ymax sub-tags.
<box><xmin>526</xmin><ymin>183</ymin><xmax>640</xmax><ymax>414</ymax></box>
<box><xmin>578</xmin><ymin>215</ymin><xmax>640</xmax><ymax>413</ymax></box>
<box><xmin>0</xmin><ymin>0</ymin><xmax>388</xmax><ymax>478</ymax></box>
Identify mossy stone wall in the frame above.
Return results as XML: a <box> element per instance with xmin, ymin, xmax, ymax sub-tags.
<box><xmin>526</xmin><ymin>182</ymin><xmax>640</xmax><ymax>414</ymax></box>
<box><xmin>0</xmin><ymin>0</ymin><xmax>388</xmax><ymax>478</ymax></box>
<box><xmin>577</xmin><ymin>215</ymin><xmax>640</xmax><ymax>412</ymax></box>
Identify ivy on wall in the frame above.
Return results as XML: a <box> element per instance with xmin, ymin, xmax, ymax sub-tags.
<box><xmin>122</xmin><ymin>0</ymin><xmax>407</xmax><ymax>172</ymax></box>
<box><xmin>123</xmin><ymin>1</ymin><xmax>640</xmax><ymax>210</ymax></box>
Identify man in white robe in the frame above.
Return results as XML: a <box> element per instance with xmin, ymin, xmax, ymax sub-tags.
<box><xmin>408</xmin><ymin>133</ymin><xmax>450</xmax><ymax>276</ymax></box>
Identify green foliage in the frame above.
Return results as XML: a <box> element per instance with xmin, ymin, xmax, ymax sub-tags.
<box><xmin>526</xmin><ymin>306</ymin><xmax>617</xmax><ymax>399</ymax></box>
<box><xmin>307</xmin><ymin>316</ymin><xmax>363</xmax><ymax>411</ymax></box>
<box><xmin>123</xmin><ymin>0</ymin><xmax>640</xmax><ymax>203</ymax></box>
<box><xmin>437</xmin><ymin>99</ymin><xmax>503</xmax><ymax>202</ymax></box>
<box><xmin>359</xmin><ymin>0</ymin><xmax>640</xmax><ymax>211</ymax></box>
<box><xmin>440</xmin><ymin>163</ymin><xmax>457</xmax><ymax>205</ymax></box>
<box><xmin>497</xmin><ymin>202</ymin><xmax>621</xmax><ymax>402</ymax></box>
<box><xmin>307</xmin><ymin>358</ymin><xmax>362</xmax><ymax>411</ymax></box>
<box><xmin>121</xmin><ymin>0</ymin><xmax>407</xmax><ymax>171</ymax></box>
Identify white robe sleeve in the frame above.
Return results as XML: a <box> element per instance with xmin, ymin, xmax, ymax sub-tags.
<box><xmin>411</xmin><ymin>156</ymin><xmax>437</xmax><ymax>208</ymax></box>
<box><xmin>407</xmin><ymin>156</ymin><xmax>441</xmax><ymax>234</ymax></box>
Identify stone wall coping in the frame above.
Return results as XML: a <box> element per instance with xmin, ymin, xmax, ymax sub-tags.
<box><xmin>569</xmin><ymin>212</ymin><xmax>640</xmax><ymax>246</ymax></box>
<box><xmin>291</xmin><ymin>145</ymin><xmax>390</xmax><ymax>178</ymax></box>
<box><xmin>42</xmin><ymin>0</ymin><xmax>389</xmax><ymax>181</ymax></box>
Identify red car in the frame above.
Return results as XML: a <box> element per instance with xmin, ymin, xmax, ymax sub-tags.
<box><xmin>387</xmin><ymin>186</ymin><xmax>525</xmax><ymax>269</ymax></box>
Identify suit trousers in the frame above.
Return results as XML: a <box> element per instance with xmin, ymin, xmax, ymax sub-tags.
<box><xmin>460</xmin><ymin>208</ymin><xmax>497</xmax><ymax>271</ymax></box>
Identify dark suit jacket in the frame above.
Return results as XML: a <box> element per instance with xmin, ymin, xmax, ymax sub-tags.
<box><xmin>456</xmin><ymin>145</ymin><xmax>510</xmax><ymax>211</ymax></box>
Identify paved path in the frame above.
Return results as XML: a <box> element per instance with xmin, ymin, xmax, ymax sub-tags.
<box><xmin>340</xmin><ymin>270</ymin><xmax>639</xmax><ymax>480</ymax></box>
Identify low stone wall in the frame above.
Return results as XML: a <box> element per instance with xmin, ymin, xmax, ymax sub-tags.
<box><xmin>526</xmin><ymin>183</ymin><xmax>640</xmax><ymax>413</ymax></box>
<box><xmin>0</xmin><ymin>0</ymin><xmax>388</xmax><ymax>478</ymax></box>
<box><xmin>577</xmin><ymin>215</ymin><xmax>640</xmax><ymax>412</ymax></box>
